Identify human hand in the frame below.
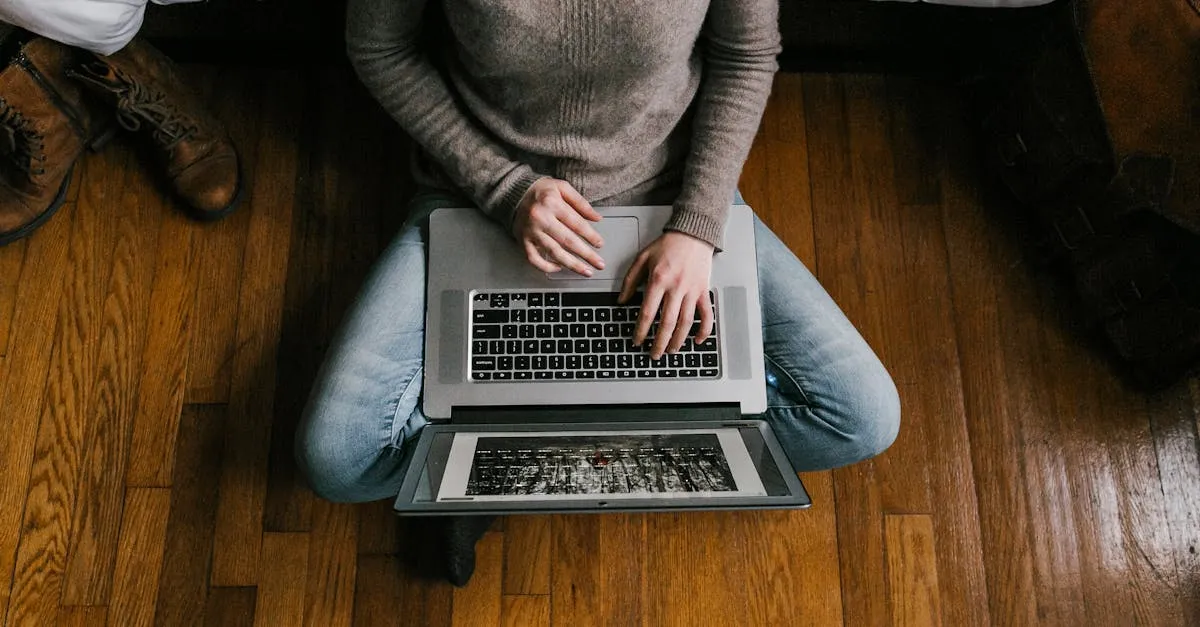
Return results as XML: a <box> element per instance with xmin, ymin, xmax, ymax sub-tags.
<box><xmin>618</xmin><ymin>231</ymin><xmax>715</xmax><ymax>360</ymax></box>
<box><xmin>511</xmin><ymin>178</ymin><xmax>605</xmax><ymax>276</ymax></box>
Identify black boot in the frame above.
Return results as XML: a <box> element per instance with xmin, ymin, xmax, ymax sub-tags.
<box><xmin>443</xmin><ymin>515</ymin><xmax>496</xmax><ymax>587</ymax></box>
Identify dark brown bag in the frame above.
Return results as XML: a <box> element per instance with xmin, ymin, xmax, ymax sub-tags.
<box><xmin>977</xmin><ymin>0</ymin><xmax>1200</xmax><ymax>387</ymax></box>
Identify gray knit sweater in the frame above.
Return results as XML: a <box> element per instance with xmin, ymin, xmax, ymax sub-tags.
<box><xmin>346</xmin><ymin>0</ymin><xmax>781</xmax><ymax>249</ymax></box>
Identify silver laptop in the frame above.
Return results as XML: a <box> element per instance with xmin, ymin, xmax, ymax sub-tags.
<box><xmin>393</xmin><ymin>204</ymin><xmax>810</xmax><ymax>514</ymax></box>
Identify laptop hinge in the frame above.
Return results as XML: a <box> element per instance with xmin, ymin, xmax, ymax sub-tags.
<box><xmin>449</xmin><ymin>403</ymin><xmax>741</xmax><ymax>425</ymax></box>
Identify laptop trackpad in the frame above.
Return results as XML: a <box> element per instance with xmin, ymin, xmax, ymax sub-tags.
<box><xmin>547</xmin><ymin>217</ymin><xmax>640</xmax><ymax>281</ymax></box>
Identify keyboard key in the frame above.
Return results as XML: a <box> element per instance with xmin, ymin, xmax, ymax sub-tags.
<box><xmin>686</xmin><ymin>353</ymin><xmax>700</xmax><ymax>368</ymax></box>
<box><xmin>490</xmin><ymin>293</ymin><xmax>509</xmax><ymax>308</ymax></box>
<box><xmin>498</xmin><ymin>356</ymin><xmax>513</xmax><ymax>370</ymax></box>
<box><xmin>608</xmin><ymin>339</ymin><xmax>624</xmax><ymax>352</ymax></box>
<box><xmin>528</xmin><ymin>309</ymin><xmax>543</xmax><ymax>323</ymax></box>
<box><xmin>545</xmin><ymin>309</ymin><xmax>560</xmax><ymax>322</ymax></box>
<box><xmin>528</xmin><ymin>293</ymin><xmax>543</xmax><ymax>307</ymax></box>
<box><xmin>489</xmin><ymin>340</ymin><xmax>504</xmax><ymax>354</ymax></box>
<box><xmin>474</xmin><ymin>292</ymin><xmax>490</xmax><ymax>302</ymax></box>
<box><xmin>697</xmin><ymin>337</ymin><xmax>717</xmax><ymax>351</ymax></box>
<box><xmin>558</xmin><ymin>340</ymin><xmax>573</xmax><ymax>353</ymax></box>
<box><xmin>600</xmin><ymin>354</ymin><xmax>616</xmax><ymax>369</ymax></box>
<box><xmin>637</xmin><ymin>369</ymin><xmax>657</xmax><ymax>378</ymax></box>
<box><xmin>591</xmin><ymin>339</ymin><xmax>607</xmax><ymax>353</ymax></box>
<box><xmin>569</xmin><ymin>324</ymin><xmax>585</xmax><ymax>337</ymax></box>
<box><xmin>502</xmin><ymin>325</ymin><xmax>518</xmax><ymax>339</ymax></box>
<box><xmin>579</xmin><ymin>309</ymin><xmax>594</xmax><ymax>322</ymax></box>
<box><xmin>473</xmin><ymin>325</ymin><xmax>501</xmax><ymax>339</ymax></box>
<box><xmin>598</xmin><ymin>370</ymin><xmax>616</xmax><ymax>379</ymax></box>
<box><xmin>621</xmin><ymin>323</ymin><xmax>635</xmax><ymax>336</ymax></box>
<box><xmin>514</xmin><ymin>371</ymin><xmax>533</xmax><ymax>380</ymax></box>
<box><xmin>596</xmin><ymin>308</ymin><xmax>611</xmax><ymax>321</ymax></box>
<box><xmin>549</xmin><ymin>356</ymin><xmax>565</xmax><ymax>370</ymax></box>
<box><xmin>650</xmin><ymin>356</ymin><xmax>667</xmax><ymax>368</ymax></box>
<box><xmin>473</xmin><ymin>310</ymin><xmax>508</xmax><ymax>323</ymax></box>
<box><xmin>567</xmin><ymin>355</ymin><xmax>582</xmax><ymax>370</ymax></box>
<box><xmin>515</xmin><ymin>356</ymin><xmax>530</xmax><ymax>370</ymax></box>
<box><xmin>700</xmin><ymin>369</ymin><xmax>719</xmax><ymax>377</ymax></box>
<box><xmin>506</xmin><ymin>340</ymin><xmax>522</xmax><ymax>354</ymax></box>
<box><xmin>680</xmin><ymin>369</ymin><xmax>699</xmax><ymax>378</ymax></box>
<box><xmin>618</xmin><ymin>370</ymin><xmax>637</xmax><ymax>378</ymax></box>
<box><xmin>583</xmin><ymin>355</ymin><xmax>599</xmax><ymax>370</ymax></box>
<box><xmin>618</xmin><ymin>354</ymin><xmax>633</xmax><ymax>369</ymax></box>
<box><xmin>545</xmin><ymin>293</ymin><xmax>560</xmax><ymax>307</ymax></box>
<box><xmin>613</xmin><ymin>308</ymin><xmax>628</xmax><ymax>322</ymax></box>
<box><xmin>541</xmin><ymin>340</ymin><xmax>556</xmax><ymax>354</ymax></box>
<box><xmin>472</xmin><ymin>357</ymin><xmax>496</xmax><ymax>370</ymax></box>
<box><xmin>472</xmin><ymin>340</ymin><xmax>488</xmax><ymax>355</ymax></box>
<box><xmin>658</xmin><ymin>370</ymin><xmax>678</xmax><ymax>378</ymax></box>
<box><xmin>519</xmin><ymin>325</ymin><xmax>535</xmax><ymax>338</ymax></box>
<box><xmin>562</xmin><ymin>292</ymin><xmax>620</xmax><ymax>307</ymax></box>
<box><xmin>602</xmin><ymin>323</ymin><xmax>620</xmax><ymax>337</ymax></box>
<box><xmin>472</xmin><ymin>372</ymin><xmax>492</xmax><ymax>380</ymax></box>
<box><xmin>533</xmin><ymin>355</ymin><xmax>548</xmax><ymax>370</ymax></box>
<box><xmin>534</xmin><ymin>371</ymin><xmax>553</xmax><ymax>380</ymax></box>
<box><xmin>494</xmin><ymin>371</ymin><xmax>513</xmax><ymax>380</ymax></box>
<box><xmin>668</xmin><ymin>353</ymin><xmax>685</xmax><ymax>368</ymax></box>
<box><xmin>634</xmin><ymin>354</ymin><xmax>650</xmax><ymax>368</ymax></box>
<box><xmin>536</xmin><ymin>325</ymin><xmax>552</xmax><ymax>338</ymax></box>
<box><xmin>587</xmin><ymin>324</ymin><xmax>603</xmax><ymax>337</ymax></box>
<box><xmin>577</xmin><ymin>371</ymin><xmax>596</xmax><ymax>379</ymax></box>
<box><xmin>702</xmin><ymin>353</ymin><xmax>719</xmax><ymax>367</ymax></box>
<box><xmin>511</xmin><ymin>293</ymin><xmax>526</xmax><ymax>304</ymax></box>
<box><xmin>573</xmin><ymin>339</ymin><xmax>589</xmax><ymax>353</ymax></box>
<box><xmin>554</xmin><ymin>371</ymin><xmax>574</xmax><ymax>380</ymax></box>
<box><xmin>523</xmin><ymin>340</ymin><xmax>538</xmax><ymax>353</ymax></box>
<box><xmin>512</xmin><ymin>309</ymin><xmax>527</xmax><ymax>323</ymax></box>
<box><xmin>562</xmin><ymin>309</ymin><xmax>577</xmax><ymax>322</ymax></box>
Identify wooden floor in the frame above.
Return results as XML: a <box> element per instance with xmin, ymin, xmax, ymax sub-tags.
<box><xmin>0</xmin><ymin>66</ymin><xmax>1197</xmax><ymax>627</ymax></box>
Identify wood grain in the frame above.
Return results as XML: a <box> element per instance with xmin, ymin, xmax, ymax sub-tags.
<box><xmin>356</xmin><ymin>500</ymin><xmax>401</xmax><ymax>556</ymax></box>
<box><xmin>56</xmin><ymin>605</ymin><xmax>109</xmax><ymax>627</ymax></box>
<box><xmin>802</xmin><ymin>72</ymin><xmax>890</xmax><ymax>627</ymax></box>
<box><xmin>1149</xmin><ymin>384</ymin><xmax>1200</xmax><ymax>626</ymax></box>
<box><xmin>210</xmin><ymin>69</ymin><xmax>301</xmax><ymax>586</ymax></box>
<box><xmin>0</xmin><ymin>237</ymin><xmax>24</xmax><ymax>359</ymax></box>
<box><xmin>183</xmin><ymin>69</ymin><xmax>259</xmax><ymax>405</ymax></box>
<box><xmin>451</xmin><ymin>530</ymin><xmax>504</xmax><ymax>627</ymax></box>
<box><xmin>0</xmin><ymin>202</ymin><xmax>72</xmax><ymax>622</ymax></box>
<box><xmin>7</xmin><ymin>153</ymin><xmax>119</xmax><ymax>626</ymax></box>
<box><xmin>61</xmin><ymin>156</ymin><xmax>163</xmax><ymax>606</ymax></box>
<box><xmin>254</xmin><ymin>533</ymin><xmax>311</xmax><ymax>627</ymax></box>
<box><xmin>885</xmin><ymin>515</ymin><xmax>943</xmax><ymax>627</ymax></box>
<box><xmin>154</xmin><ymin>404</ymin><xmax>228</xmax><ymax>627</ymax></box>
<box><xmin>108</xmin><ymin>488</ymin><xmax>172</xmax><ymax>627</ymax></box>
<box><xmin>302</xmin><ymin>500</ymin><xmax>358</xmax><ymax>627</ymax></box>
<box><xmin>503</xmin><ymin>515</ymin><xmax>552</xmax><ymax>596</ymax></box>
<box><xmin>123</xmin><ymin>208</ymin><xmax>203</xmax><ymax>487</ymax></box>
<box><xmin>351</xmin><ymin>556</ymin><xmax>406</xmax><ymax>627</ymax></box>
<box><xmin>501</xmin><ymin>595</ymin><xmax>550</xmax><ymax>627</ymax></box>
<box><xmin>204</xmin><ymin>587</ymin><xmax>258</xmax><ymax>627</ymax></box>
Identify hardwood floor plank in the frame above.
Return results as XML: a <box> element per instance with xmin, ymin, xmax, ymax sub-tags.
<box><xmin>303</xmin><ymin>500</ymin><xmax>358</xmax><ymax>627</ymax></box>
<box><xmin>501</xmin><ymin>595</ymin><xmax>550</xmax><ymax>627</ymax></box>
<box><xmin>553</xmin><ymin>514</ymin><xmax>649</xmax><ymax>627</ymax></box>
<box><xmin>210</xmin><ymin>69</ymin><xmax>301</xmax><ymax>586</ymax></box>
<box><xmin>0</xmin><ymin>237</ymin><xmax>25</xmax><ymax>359</ymax></box>
<box><xmin>61</xmin><ymin>156</ymin><xmax>164</xmax><ymax>606</ymax></box>
<box><xmin>745</xmin><ymin>472</ymin><xmax>842</xmax><ymax>627</ymax></box>
<box><xmin>107</xmin><ymin>488</ymin><xmax>172</xmax><ymax>627</ymax></box>
<box><xmin>885</xmin><ymin>77</ymin><xmax>942</xmax><ymax>207</ymax></box>
<box><xmin>204</xmin><ymin>587</ymin><xmax>257</xmax><ymax>627</ymax></box>
<box><xmin>938</xmin><ymin>97</ymin><xmax>1043</xmax><ymax>625</ymax></box>
<box><xmin>183</xmin><ymin>69</ymin><xmax>261</xmax><ymax>405</ymax></box>
<box><xmin>123</xmin><ymin>209</ymin><xmax>203</xmax><ymax>487</ymax></box>
<box><xmin>0</xmin><ymin>202</ymin><xmax>72</xmax><ymax>621</ymax></box>
<box><xmin>451</xmin><ymin>530</ymin><xmax>504</xmax><ymax>627</ymax></box>
<box><xmin>884</xmin><ymin>514</ymin><xmax>943</xmax><ymax>627</ymax></box>
<box><xmin>154</xmin><ymin>404</ymin><xmax>228</xmax><ymax>627</ymax></box>
<box><xmin>356</xmin><ymin>500</ymin><xmax>401</xmax><ymax>556</ymax></box>
<box><xmin>254</xmin><ymin>532</ymin><xmax>311</xmax><ymax>627</ymax></box>
<box><xmin>503</xmin><ymin>515</ymin><xmax>552</xmax><ymax>596</ymax></box>
<box><xmin>56</xmin><ymin>605</ymin><xmax>109</xmax><ymax>627</ymax></box>
<box><xmin>351</xmin><ymin>555</ymin><xmax>406</xmax><ymax>627</ymax></box>
<box><xmin>801</xmin><ymin>72</ymin><xmax>889</xmax><ymax>627</ymax></box>
<box><xmin>6</xmin><ymin>152</ymin><xmax>121</xmax><ymax>625</ymax></box>
<box><xmin>1150</xmin><ymin>383</ymin><xmax>1200</xmax><ymax>625</ymax></box>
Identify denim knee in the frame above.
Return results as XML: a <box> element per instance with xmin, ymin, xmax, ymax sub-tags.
<box><xmin>833</xmin><ymin>360</ymin><xmax>901</xmax><ymax>465</ymax></box>
<box><xmin>293</xmin><ymin>398</ymin><xmax>410</xmax><ymax>504</ymax></box>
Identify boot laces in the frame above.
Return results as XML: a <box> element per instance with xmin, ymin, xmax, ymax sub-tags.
<box><xmin>0</xmin><ymin>97</ymin><xmax>48</xmax><ymax>177</ymax></box>
<box><xmin>111</xmin><ymin>70</ymin><xmax>200</xmax><ymax>151</ymax></box>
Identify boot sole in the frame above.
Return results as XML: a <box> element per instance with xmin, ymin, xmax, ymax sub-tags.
<box><xmin>0</xmin><ymin>165</ymin><xmax>73</xmax><ymax>247</ymax></box>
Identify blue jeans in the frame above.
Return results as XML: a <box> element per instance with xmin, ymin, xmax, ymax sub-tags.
<box><xmin>295</xmin><ymin>191</ymin><xmax>900</xmax><ymax>503</ymax></box>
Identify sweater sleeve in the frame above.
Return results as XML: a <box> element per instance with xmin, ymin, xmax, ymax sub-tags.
<box><xmin>663</xmin><ymin>0</ymin><xmax>781</xmax><ymax>250</ymax></box>
<box><xmin>345</xmin><ymin>0</ymin><xmax>544</xmax><ymax>227</ymax></box>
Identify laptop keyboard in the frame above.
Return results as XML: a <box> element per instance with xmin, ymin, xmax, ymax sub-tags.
<box><xmin>469</xmin><ymin>291</ymin><xmax>720</xmax><ymax>382</ymax></box>
<box><xmin>466</xmin><ymin>442</ymin><xmax>736</xmax><ymax>495</ymax></box>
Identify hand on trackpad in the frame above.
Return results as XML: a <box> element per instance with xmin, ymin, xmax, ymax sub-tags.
<box><xmin>548</xmin><ymin>217</ymin><xmax>640</xmax><ymax>281</ymax></box>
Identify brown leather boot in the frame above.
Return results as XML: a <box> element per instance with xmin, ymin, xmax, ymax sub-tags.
<box><xmin>0</xmin><ymin>35</ymin><xmax>112</xmax><ymax>246</ymax></box>
<box><xmin>69</xmin><ymin>38</ymin><xmax>241</xmax><ymax>220</ymax></box>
